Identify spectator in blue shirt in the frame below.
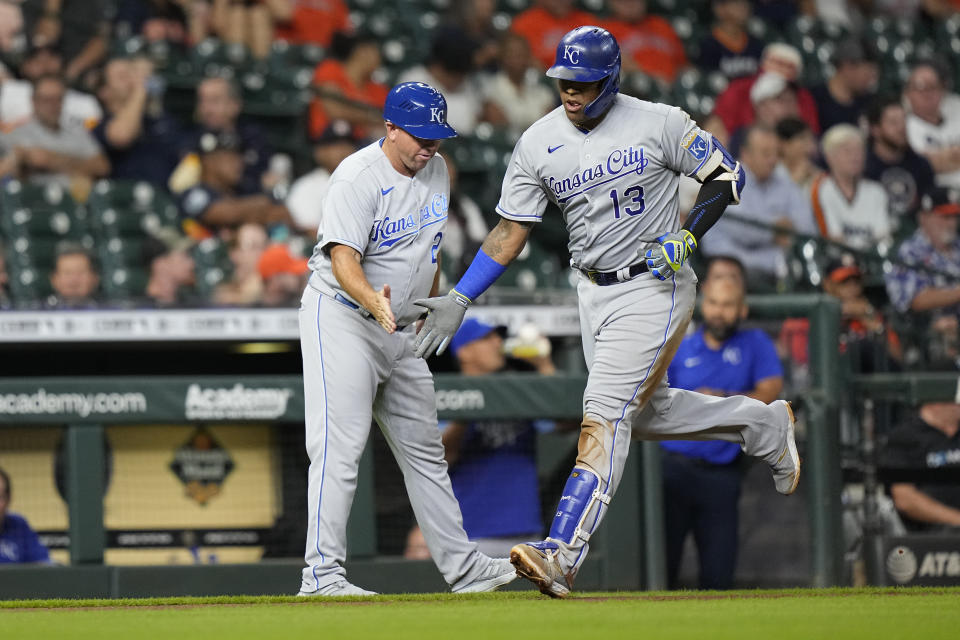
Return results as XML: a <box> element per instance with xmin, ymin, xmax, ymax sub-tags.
<box><xmin>661</xmin><ymin>275</ymin><xmax>784</xmax><ymax>589</ymax></box>
<box><xmin>93</xmin><ymin>56</ymin><xmax>183</xmax><ymax>187</ymax></box>
<box><xmin>0</xmin><ymin>466</ymin><xmax>51</xmax><ymax>564</ymax></box>
<box><xmin>697</xmin><ymin>0</ymin><xmax>766</xmax><ymax>80</ymax></box>
<box><xmin>177</xmin><ymin>130</ymin><xmax>291</xmax><ymax>239</ymax></box>
<box><xmin>184</xmin><ymin>77</ymin><xmax>273</xmax><ymax>196</ymax></box>
<box><xmin>864</xmin><ymin>95</ymin><xmax>936</xmax><ymax>225</ymax></box>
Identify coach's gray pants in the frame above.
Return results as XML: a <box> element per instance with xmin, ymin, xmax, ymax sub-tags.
<box><xmin>298</xmin><ymin>284</ymin><xmax>489</xmax><ymax>593</ymax></box>
<box><xmin>555</xmin><ymin>265</ymin><xmax>791</xmax><ymax>575</ymax></box>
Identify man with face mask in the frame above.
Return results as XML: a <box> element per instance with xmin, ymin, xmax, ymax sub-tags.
<box><xmin>659</xmin><ymin>275</ymin><xmax>783</xmax><ymax>589</ymax></box>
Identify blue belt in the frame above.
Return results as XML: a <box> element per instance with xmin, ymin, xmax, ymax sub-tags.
<box><xmin>577</xmin><ymin>261</ymin><xmax>649</xmax><ymax>286</ymax></box>
<box><xmin>334</xmin><ymin>293</ymin><xmax>407</xmax><ymax>331</ymax></box>
<box><xmin>334</xmin><ymin>293</ymin><xmax>361</xmax><ymax>311</ymax></box>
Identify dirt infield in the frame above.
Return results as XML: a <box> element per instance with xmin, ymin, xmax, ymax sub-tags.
<box><xmin>3</xmin><ymin>587</ymin><xmax>957</xmax><ymax>611</ymax></box>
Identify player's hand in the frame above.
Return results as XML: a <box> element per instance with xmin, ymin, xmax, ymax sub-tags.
<box><xmin>370</xmin><ymin>284</ymin><xmax>396</xmax><ymax>333</ymax></box>
<box><xmin>413</xmin><ymin>290</ymin><xmax>470</xmax><ymax>358</ymax></box>
<box><xmin>644</xmin><ymin>230</ymin><xmax>697</xmax><ymax>281</ymax></box>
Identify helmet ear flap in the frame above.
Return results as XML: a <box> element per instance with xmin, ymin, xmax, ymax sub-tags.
<box><xmin>584</xmin><ymin>53</ymin><xmax>621</xmax><ymax>118</ymax></box>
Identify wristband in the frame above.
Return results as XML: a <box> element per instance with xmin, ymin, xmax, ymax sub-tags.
<box><xmin>453</xmin><ymin>248</ymin><xmax>506</xmax><ymax>302</ymax></box>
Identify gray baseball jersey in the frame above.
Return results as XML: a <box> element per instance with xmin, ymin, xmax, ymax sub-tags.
<box><xmin>308</xmin><ymin>139</ymin><xmax>449</xmax><ymax>326</ymax></box>
<box><xmin>497</xmin><ymin>93</ymin><xmax>795</xmax><ymax>585</ymax></box>
<box><xmin>300</xmin><ymin>139</ymin><xmax>501</xmax><ymax>594</ymax></box>
<box><xmin>497</xmin><ymin>94</ymin><xmax>712</xmax><ymax>272</ymax></box>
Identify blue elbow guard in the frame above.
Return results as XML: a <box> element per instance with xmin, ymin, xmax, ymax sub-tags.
<box><xmin>548</xmin><ymin>468</ymin><xmax>610</xmax><ymax>545</ymax></box>
<box><xmin>694</xmin><ymin>136</ymin><xmax>745</xmax><ymax>204</ymax></box>
<box><xmin>453</xmin><ymin>248</ymin><xmax>506</xmax><ymax>302</ymax></box>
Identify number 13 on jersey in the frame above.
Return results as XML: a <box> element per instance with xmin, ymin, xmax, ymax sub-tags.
<box><xmin>609</xmin><ymin>184</ymin><xmax>645</xmax><ymax>219</ymax></box>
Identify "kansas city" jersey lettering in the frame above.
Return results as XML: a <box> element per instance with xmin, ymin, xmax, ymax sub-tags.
<box><xmin>371</xmin><ymin>192</ymin><xmax>448</xmax><ymax>248</ymax></box>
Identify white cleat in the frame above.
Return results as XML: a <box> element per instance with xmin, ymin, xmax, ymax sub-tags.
<box><xmin>453</xmin><ymin>558</ymin><xmax>518</xmax><ymax>593</ymax></box>
<box><xmin>297</xmin><ymin>580</ymin><xmax>378</xmax><ymax>597</ymax></box>
<box><xmin>772</xmin><ymin>401</ymin><xmax>801</xmax><ymax>495</ymax></box>
<box><xmin>509</xmin><ymin>542</ymin><xmax>571</xmax><ymax>599</ymax></box>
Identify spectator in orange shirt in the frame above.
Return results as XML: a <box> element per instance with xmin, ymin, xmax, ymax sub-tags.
<box><xmin>510</xmin><ymin>0</ymin><xmax>598</xmax><ymax>70</ymax></box>
<box><xmin>309</xmin><ymin>31</ymin><xmax>389</xmax><ymax>140</ymax></box>
<box><xmin>602</xmin><ymin>0</ymin><xmax>687</xmax><ymax>83</ymax></box>
<box><xmin>275</xmin><ymin>0</ymin><xmax>350</xmax><ymax>48</ymax></box>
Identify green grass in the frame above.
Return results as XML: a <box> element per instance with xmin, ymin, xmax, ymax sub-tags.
<box><xmin>1</xmin><ymin>589</ymin><xmax>959</xmax><ymax>640</ymax></box>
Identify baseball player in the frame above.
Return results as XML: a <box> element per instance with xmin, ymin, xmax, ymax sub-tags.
<box><xmin>298</xmin><ymin>82</ymin><xmax>517</xmax><ymax>596</ymax></box>
<box><xmin>414</xmin><ymin>27</ymin><xmax>800</xmax><ymax>598</ymax></box>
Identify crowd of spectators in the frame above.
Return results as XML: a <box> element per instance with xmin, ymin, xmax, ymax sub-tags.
<box><xmin>0</xmin><ymin>0</ymin><xmax>959</xmax><ymax>368</ymax></box>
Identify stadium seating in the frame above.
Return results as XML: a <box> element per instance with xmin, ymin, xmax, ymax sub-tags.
<box><xmin>88</xmin><ymin>180</ymin><xmax>180</xmax><ymax>238</ymax></box>
<box><xmin>192</xmin><ymin>237</ymin><xmax>231</xmax><ymax>298</ymax></box>
<box><xmin>87</xmin><ymin>180</ymin><xmax>183</xmax><ymax>302</ymax></box>
<box><xmin>0</xmin><ymin>181</ymin><xmax>92</xmax><ymax>304</ymax></box>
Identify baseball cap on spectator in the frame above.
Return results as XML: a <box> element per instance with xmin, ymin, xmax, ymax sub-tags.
<box><xmin>195</xmin><ymin>129</ymin><xmax>242</xmax><ymax>154</ymax></box>
<box><xmin>775</xmin><ymin>116</ymin><xmax>810</xmax><ymax>141</ymax></box>
<box><xmin>257</xmin><ymin>243</ymin><xmax>309</xmax><ymax>280</ymax></box>
<box><xmin>449</xmin><ymin>318</ymin><xmax>506</xmax><ymax>356</ymax></box>
<box><xmin>920</xmin><ymin>187</ymin><xmax>960</xmax><ymax>216</ymax></box>
<box><xmin>312</xmin><ymin>118</ymin><xmax>358</xmax><ymax>146</ymax></box>
<box><xmin>824</xmin><ymin>254</ymin><xmax>862</xmax><ymax>284</ymax></box>
<box><xmin>25</xmin><ymin>42</ymin><xmax>60</xmax><ymax>59</ymax></box>
<box><xmin>750</xmin><ymin>72</ymin><xmax>788</xmax><ymax>105</ymax></box>
<box><xmin>831</xmin><ymin>40</ymin><xmax>875</xmax><ymax>67</ymax></box>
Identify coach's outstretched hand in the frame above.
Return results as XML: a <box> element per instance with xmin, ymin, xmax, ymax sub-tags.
<box><xmin>414</xmin><ymin>290</ymin><xmax>471</xmax><ymax>358</ymax></box>
<box><xmin>371</xmin><ymin>284</ymin><xmax>396</xmax><ymax>334</ymax></box>
<box><xmin>644</xmin><ymin>230</ymin><xmax>698</xmax><ymax>281</ymax></box>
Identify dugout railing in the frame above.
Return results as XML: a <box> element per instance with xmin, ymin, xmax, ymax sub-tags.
<box><xmin>0</xmin><ymin>293</ymin><xmax>851</xmax><ymax>598</ymax></box>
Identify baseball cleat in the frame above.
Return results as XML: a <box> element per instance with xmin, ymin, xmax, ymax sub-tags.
<box><xmin>510</xmin><ymin>541</ymin><xmax>571</xmax><ymax>598</ymax></box>
<box><xmin>298</xmin><ymin>580</ymin><xmax>378</xmax><ymax>597</ymax></box>
<box><xmin>453</xmin><ymin>558</ymin><xmax>518</xmax><ymax>593</ymax></box>
<box><xmin>772</xmin><ymin>400</ymin><xmax>801</xmax><ymax>495</ymax></box>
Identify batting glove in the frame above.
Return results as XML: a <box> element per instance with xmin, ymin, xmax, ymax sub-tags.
<box><xmin>644</xmin><ymin>230</ymin><xmax>697</xmax><ymax>281</ymax></box>
<box><xmin>413</xmin><ymin>289</ymin><xmax>471</xmax><ymax>358</ymax></box>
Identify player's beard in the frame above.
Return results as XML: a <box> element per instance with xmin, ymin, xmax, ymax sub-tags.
<box><xmin>705</xmin><ymin>318</ymin><xmax>739</xmax><ymax>343</ymax></box>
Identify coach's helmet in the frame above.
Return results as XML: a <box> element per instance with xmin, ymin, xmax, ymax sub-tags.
<box><xmin>546</xmin><ymin>26</ymin><xmax>621</xmax><ymax>118</ymax></box>
<box><xmin>383</xmin><ymin>81</ymin><xmax>458</xmax><ymax>140</ymax></box>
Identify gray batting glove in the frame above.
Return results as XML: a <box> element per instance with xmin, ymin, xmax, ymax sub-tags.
<box><xmin>413</xmin><ymin>290</ymin><xmax>471</xmax><ymax>358</ymax></box>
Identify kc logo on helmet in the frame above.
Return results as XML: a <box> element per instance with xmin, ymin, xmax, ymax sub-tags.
<box><xmin>563</xmin><ymin>46</ymin><xmax>581</xmax><ymax>64</ymax></box>
<box><xmin>430</xmin><ymin>107</ymin><xmax>445</xmax><ymax>123</ymax></box>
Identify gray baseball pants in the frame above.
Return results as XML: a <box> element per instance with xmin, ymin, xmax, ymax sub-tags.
<box><xmin>298</xmin><ymin>283</ymin><xmax>490</xmax><ymax>593</ymax></box>
<box><xmin>556</xmin><ymin>264</ymin><xmax>792</xmax><ymax>574</ymax></box>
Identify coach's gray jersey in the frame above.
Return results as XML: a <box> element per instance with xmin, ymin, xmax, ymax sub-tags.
<box><xmin>497</xmin><ymin>94</ymin><xmax>713</xmax><ymax>272</ymax></box>
<box><xmin>308</xmin><ymin>140</ymin><xmax>448</xmax><ymax>326</ymax></box>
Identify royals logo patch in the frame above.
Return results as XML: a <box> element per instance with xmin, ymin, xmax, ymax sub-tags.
<box><xmin>682</xmin><ymin>131</ymin><xmax>708</xmax><ymax>161</ymax></box>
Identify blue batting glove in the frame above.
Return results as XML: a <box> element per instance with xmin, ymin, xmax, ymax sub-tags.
<box><xmin>644</xmin><ymin>230</ymin><xmax>697</xmax><ymax>281</ymax></box>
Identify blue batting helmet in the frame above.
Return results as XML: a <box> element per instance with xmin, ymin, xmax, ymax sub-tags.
<box><xmin>546</xmin><ymin>26</ymin><xmax>621</xmax><ymax>118</ymax></box>
<box><xmin>383</xmin><ymin>82</ymin><xmax>457</xmax><ymax>140</ymax></box>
